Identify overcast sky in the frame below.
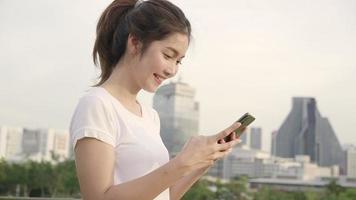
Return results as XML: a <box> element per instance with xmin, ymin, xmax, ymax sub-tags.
<box><xmin>0</xmin><ymin>0</ymin><xmax>355</xmax><ymax>152</ymax></box>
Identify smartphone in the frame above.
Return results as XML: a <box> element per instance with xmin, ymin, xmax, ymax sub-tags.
<box><xmin>223</xmin><ymin>112</ymin><xmax>255</xmax><ymax>142</ymax></box>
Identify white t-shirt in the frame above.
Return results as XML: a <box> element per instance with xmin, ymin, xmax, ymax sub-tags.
<box><xmin>70</xmin><ymin>87</ymin><xmax>170</xmax><ymax>200</ymax></box>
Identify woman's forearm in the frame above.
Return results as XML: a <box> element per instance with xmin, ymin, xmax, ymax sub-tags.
<box><xmin>169</xmin><ymin>166</ymin><xmax>210</xmax><ymax>200</ymax></box>
<box><xmin>103</xmin><ymin>157</ymin><xmax>189</xmax><ymax>200</ymax></box>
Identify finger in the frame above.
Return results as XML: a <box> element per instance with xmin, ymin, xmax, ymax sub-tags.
<box><xmin>212</xmin><ymin>122</ymin><xmax>241</xmax><ymax>141</ymax></box>
<box><xmin>217</xmin><ymin>139</ymin><xmax>242</xmax><ymax>151</ymax></box>
<box><xmin>232</xmin><ymin>139</ymin><xmax>242</xmax><ymax>146</ymax></box>
<box><xmin>216</xmin><ymin>141</ymin><xmax>234</xmax><ymax>151</ymax></box>
<box><xmin>212</xmin><ymin>149</ymin><xmax>233</xmax><ymax>160</ymax></box>
<box><xmin>231</xmin><ymin>131</ymin><xmax>237</xmax><ymax>141</ymax></box>
<box><xmin>218</xmin><ymin>139</ymin><xmax>226</xmax><ymax>144</ymax></box>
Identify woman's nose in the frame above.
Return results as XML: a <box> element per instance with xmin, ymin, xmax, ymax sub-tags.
<box><xmin>163</xmin><ymin>65</ymin><xmax>177</xmax><ymax>78</ymax></box>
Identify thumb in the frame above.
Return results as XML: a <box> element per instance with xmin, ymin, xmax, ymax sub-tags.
<box><xmin>212</xmin><ymin>122</ymin><xmax>241</xmax><ymax>142</ymax></box>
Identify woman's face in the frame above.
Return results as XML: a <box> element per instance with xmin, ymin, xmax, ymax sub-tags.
<box><xmin>132</xmin><ymin>32</ymin><xmax>189</xmax><ymax>93</ymax></box>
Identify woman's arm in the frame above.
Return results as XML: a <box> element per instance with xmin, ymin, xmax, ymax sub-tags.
<box><xmin>75</xmin><ymin>138</ymin><xmax>189</xmax><ymax>200</ymax></box>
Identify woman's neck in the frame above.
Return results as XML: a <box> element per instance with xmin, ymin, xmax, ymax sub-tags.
<box><xmin>101</xmin><ymin>64</ymin><xmax>141</xmax><ymax>106</ymax></box>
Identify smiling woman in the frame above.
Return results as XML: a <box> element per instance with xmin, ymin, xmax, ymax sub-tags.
<box><xmin>69</xmin><ymin>0</ymin><xmax>241</xmax><ymax>200</ymax></box>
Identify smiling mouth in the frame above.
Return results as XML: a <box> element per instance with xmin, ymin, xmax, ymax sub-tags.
<box><xmin>154</xmin><ymin>73</ymin><xmax>165</xmax><ymax>84</ymax></box>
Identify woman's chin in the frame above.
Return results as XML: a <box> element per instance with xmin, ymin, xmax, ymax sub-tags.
<box><xmin>143</xmin><ymin>85</ymin><xmax>159</xmax><ymax>93</ymax></box>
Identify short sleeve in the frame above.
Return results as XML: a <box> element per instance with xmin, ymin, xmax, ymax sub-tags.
<box><xmin>69</xmin><ymin>95</ymin><xmax>118</xmax><ymax>151</ymax></box>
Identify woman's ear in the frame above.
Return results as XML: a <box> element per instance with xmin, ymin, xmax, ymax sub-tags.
<box><xmin>127</xmin><ymin>34</ymin><xmax>142</xmax><ymax>56</ymax></box>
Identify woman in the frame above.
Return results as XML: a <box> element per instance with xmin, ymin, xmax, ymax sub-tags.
<box><xmin>69</xmin><ymin>0</ymin><xmax>242</xmax><ymax>199</ymax></box>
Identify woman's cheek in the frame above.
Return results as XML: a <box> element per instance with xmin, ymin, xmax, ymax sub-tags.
<box><xmin>157</xmin><ymin>57</ymin><xmax>168</xmax><ymax>69</ymax></box>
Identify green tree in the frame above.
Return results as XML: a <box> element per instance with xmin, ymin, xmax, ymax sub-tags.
<box><xmin>0</xmin><ymin>158</ymin><xmax>81</xmax><ymax>197</ymax></box>
<box><xmin>304</xmin><ymin>190</ymin><xmax>320</xmax><ymax>200</ymax></box>
<box><xmin>253</xmin><ymin>186</ymin><xmax>307</xmax><ymax>200</ymax></box>
<box><xmin>52</xmin><ymin>159</ymin><xmax>80</xmax><ymax>197</ymax></box>
<box><xmin>338</xmin><ymin>188</ymin><xmax>356</xmax><ymax>200</ymax></box>
<box><xmin>226</xmin><ymin>176</ymin><xmax>250</xmax><ymax>200</ymax></box>
<box><xmin>5</xmin><ymin>162</ymin><xmax>28</xmax><ymax>196</ymax></box>
<box><xmin>182</xmin><ymin>179</ymin><xmax>215</xmax><ymax>200</ymax></box>
<box><xmin>0</xmin><ymin>159</ymin><xmax>8</xmax><ymax>194</ymax></box>
<box><xmin>320</xmin><ymin>179</ymin><xmax>346</xmax><ymax>200</ymax></box>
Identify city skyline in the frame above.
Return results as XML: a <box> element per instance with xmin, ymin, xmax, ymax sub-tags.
<box><xmin>0</xmin><ymin>0</ymin><xmax>355</xmax><ymax>153</ymax></box>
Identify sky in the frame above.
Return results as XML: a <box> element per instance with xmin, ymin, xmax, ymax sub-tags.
<box><xmin>0</xmin><ymin>0</ymin><xmax>355</xmax><ymax>152</ymax></box>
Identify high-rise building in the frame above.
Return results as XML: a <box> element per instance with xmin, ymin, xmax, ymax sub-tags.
<box><xmin>22</xmin><ymin>128</ymin><xmax>46</xmax><ymax>157</ymax></box>
<box><xmin>345</xmin><ymin>146</ymin><xmax>356</xmax><ymax>177</ymax></box>
<box><xmin>50</xmin><ymin>129</ymin><xmax>70</xmax><ymax>160</ymax></box>
<box><xmin>153</xmin><ymin>80</ymin><xmax>199</xmax><ymax>157</ymax></box>
<box><xmin>271</xmin><ymin>130</ymin><xmax>278</xmax><ymax>155</ymax></box>
<box><xmin>239</xmin><ymin>131</ymin><xmax>248</xmax><ymax>146</ymax></box>
<box><xmin>22</xmin><ymin>128</ymin><xmax>69</xmax><ymax>162</ymax></box>
<box><xmin>274</xmin><ymin>97</ymin><xmax>343</xmax><ymax>168</ymax></box>
<box><xmin>0</xmin><ymin>126</ymin><xmax>23</xmax><ymax>159</ymax></box>
<box><xmin>250</xmin><ymin>127</ymin><xmax>262</xmax><ymax>150</ymax></box>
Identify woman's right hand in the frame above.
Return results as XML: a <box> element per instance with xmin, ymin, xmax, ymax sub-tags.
<box><xmin>174</xmin><ymin>121</ymin><xmax>242</xmax><ymax>175</ymax></box>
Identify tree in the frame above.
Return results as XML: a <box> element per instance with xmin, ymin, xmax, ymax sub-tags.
<box><xmin>338</xmin><ymin>188</ymin><xmax>356</xmax><ymax>200</ymax></box>
<box><xmin>182</xmin><ymin>179</ymin><xmax>215</xmax><ymax>200</ymax></box>
<box><xmin>52</xmin><ymin>159</ymin><xmax>80</xmax><ymax>197</ymax></box>
<box><xmin>226</xmin><ymin>176</ymin><xmax>250</xmax><ymax>199</ymax></box>
<box><xmin>322</xmin><ymin>179</ymin><xmax>346</xmax><ymax>200</ymax></box>
<box><xmin>0</xmin><ymin>159</ymin><xmax>8</xmax><ymax>194</ymax></box>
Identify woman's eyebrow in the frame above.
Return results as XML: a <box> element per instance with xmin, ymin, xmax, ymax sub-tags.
<box><xmin>165</xmin><ymin>47</ymin><xmax>185</xmax><ymax>58</ymax></box>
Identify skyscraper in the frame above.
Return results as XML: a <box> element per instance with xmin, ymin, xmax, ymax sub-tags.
<box><xmin>345</xmin><ymin>146</ymin><xmax>356</xmax><ymax>177</ymax></box>
<box><xmin>153</xmin><ymin>80</ymin><xmax>199</xmax><ymax>157</ymax></box>
<box><xmin>271</xmin><ymin>130</ymin><xmax>278</xmax><ymax>155</ymax></box>
<box><xmin>239</xmin><ymin>131</ymin><xmax>248</xmax><ymax>146</ymax></box>
<box><xmin>250</xmin><ymin>127</ymin><xmax>262</xmax><ymax>150</ymax></box>
<box><xmin>274</xmin><ymin>97</ymin><xmax>343</xmax><ymax>168</ymax></box>
<box><xmin>22</xmin><ymin>128</ymin><xmax>69</xmax><ymax>162</ymax></box>
<box><xmin>0</xmin><ymin>126</ymin><xmax>23</xmax><ymax>159</ymax></box>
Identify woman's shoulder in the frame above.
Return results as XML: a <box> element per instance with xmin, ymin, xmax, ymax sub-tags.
<box><xmin>70</xmin><ymin>87</ymin><xmax>118</xmax><ymax>149</ymax></box>
<box><xmin>73</xmin><ymin>87</ymin><xmax>115</xmax><ymax>113</ymax></box>
<box><xmin>77</xmin><ymin>87</ymin><xmax>113</xmax><ymax>106</ymax></box>
<box><xmin>81</xmin><ymin>86</ymin><xmax>109</xmax><ymax>100</ymax></box>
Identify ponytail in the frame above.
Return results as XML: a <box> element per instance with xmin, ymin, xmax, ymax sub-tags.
<box><xmin>93</xmin><ymin>0</ymin><xmax>136</xmax><ymax>86</ymax></box>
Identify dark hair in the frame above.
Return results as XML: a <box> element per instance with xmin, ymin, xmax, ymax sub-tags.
<box><xmin>92</xmin><ymin>0</ymin><xmax>191</xmax><ymax>86</ymax></box>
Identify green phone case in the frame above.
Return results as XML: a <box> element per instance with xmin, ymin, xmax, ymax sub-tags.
<box><xmin>224</xmin><ymin>112</ymin><xmax>255</xmax><ymax>142</ymax></box>
<box><xmin>234</xmin><ymin>112</ymin><xmax>255</xmax><ymax>136</ymax></box>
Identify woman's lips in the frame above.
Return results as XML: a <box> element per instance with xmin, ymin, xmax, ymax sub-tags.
<box><xmin>154</xmin><ymin>73</ymin><xmax>163</xmax><ymax>84</ymax></box>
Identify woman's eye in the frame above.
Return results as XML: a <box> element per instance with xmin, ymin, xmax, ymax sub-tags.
<box><xmin>164</xmin><ymin>53</ymin><xmax>182</xmax><ymax>65</ymax></box>
<box><xmin>164</xmin><ymin>53</ymin><xmax>173</xmax><ymax>59</ymax></box>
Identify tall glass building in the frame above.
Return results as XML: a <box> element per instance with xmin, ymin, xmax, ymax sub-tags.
<box><xmin>153</xmin><ymin>80</ymin><xmax>199</xmax><ymax>157</ymax></box>
<box><xmin>250</xmin><ymin>127</ymin><xmax>262</xmax><ymax>150</ymax></box>
<box><xmin>273</xmin><ymin>97</ymin><xmax>344</xmax><ymax>168</ymax></box>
